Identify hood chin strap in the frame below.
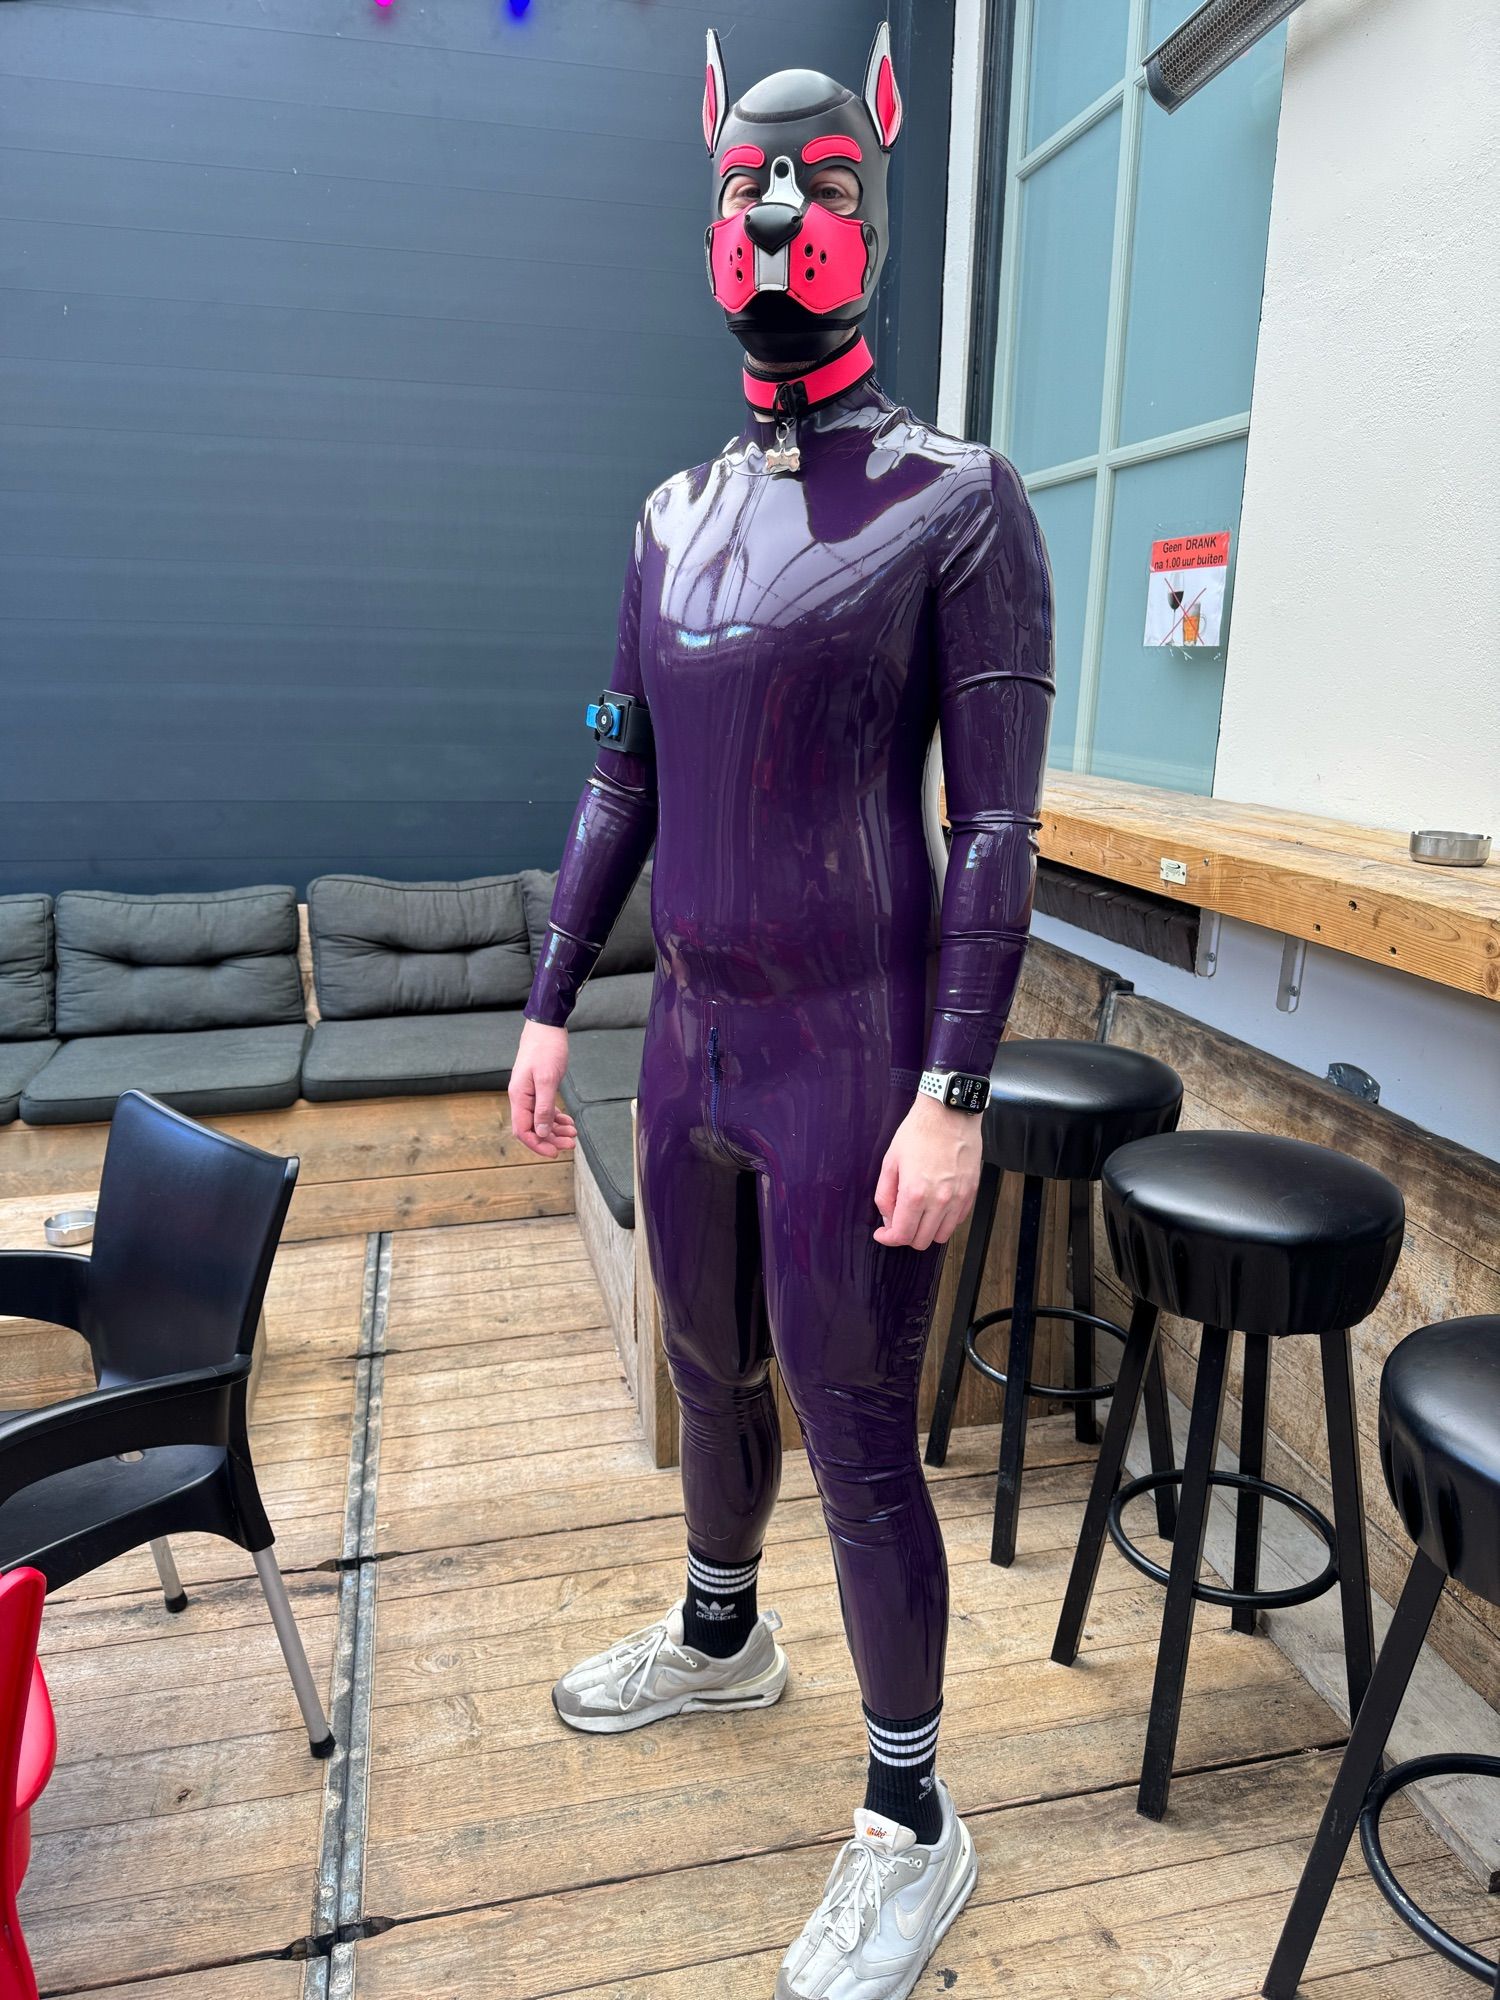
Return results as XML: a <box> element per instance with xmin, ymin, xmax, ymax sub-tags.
<box><xmin>742</xmin><ymin>334</ymin><xmax>876</xmax><ymax>422</ymax></box>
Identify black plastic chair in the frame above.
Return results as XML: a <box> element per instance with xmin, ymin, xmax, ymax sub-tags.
<box><xmin>924</xmin><ymin>1039</ymin><xmax>1185</xmax><ymax>1567</ymax></box>
<box><xmin>1265</xmin><ymin>1315</ymin><xmax>1500</xmax><ymax>1997</ymax></box>
<box><xmin>0</xmin><ymin>1088</ymin><xmax>333</xmax><ymax>1758</ymax></box>
<box><xmin>1052</xmin><ymin>1129</ymin><xmax>1404</xmax><ymax>1820</ymax></box>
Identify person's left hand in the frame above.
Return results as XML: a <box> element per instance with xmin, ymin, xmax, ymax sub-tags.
<box><xmin>872</xmin><ymin>1094</ymin><xmax>984</xmax><ymax>1250</ymax></box>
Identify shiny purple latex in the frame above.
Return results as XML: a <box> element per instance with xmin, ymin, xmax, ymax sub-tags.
<box><xmin>526</xmin><ymin>375</ymin><xmax>1054</xmax><ymax>1714</ymax></box>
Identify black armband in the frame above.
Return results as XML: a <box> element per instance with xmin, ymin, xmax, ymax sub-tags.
<box><xmin>585</xmin><ymin>688</ymin><xmax>654</xmax><ymax>757</ymax></box>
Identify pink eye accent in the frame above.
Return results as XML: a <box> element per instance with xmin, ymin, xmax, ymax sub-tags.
<box><xmin>802</xmin><ymin>135</ymin><xmax>862</xmax><ymax>165</ymax></box>
<box><xmin>719</xmin><ymin>144</ymin><xmax>766</xmax><ymax>175</ymax></box>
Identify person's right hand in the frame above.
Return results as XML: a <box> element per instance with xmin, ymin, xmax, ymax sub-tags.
<box><xmin>510</xmin><ymin>1017</ymin><xmax>577</xmax><ymax>1158</ymax></box>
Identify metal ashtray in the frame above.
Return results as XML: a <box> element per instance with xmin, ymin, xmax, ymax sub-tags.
<box><xmin>43</xmin><ymin>1208</ymin><xmax>95</xmax><ymax>1247</ymax></box>
<box><xmin>1409</xmin><ymin>829</ymin><xmax>1492</xmax><ymax>867</ymax></box>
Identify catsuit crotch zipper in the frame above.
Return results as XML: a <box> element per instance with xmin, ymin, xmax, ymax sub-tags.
<box><xmin>706</xmin><ymin>1019</ymin><xmax>725</xmax><ymax>1146</ymax></box>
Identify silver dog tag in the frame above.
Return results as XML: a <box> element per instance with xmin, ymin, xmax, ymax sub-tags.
<box><xmin>764</xmin><ymin>418</ymin><xmax>801</xmax><ymax>475</ymax></box>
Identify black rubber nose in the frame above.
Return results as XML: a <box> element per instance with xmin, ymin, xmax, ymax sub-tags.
<box><xmin>743</xmin><ymin>203</ymin><xmax>802</xmax><ymax>253</ymax></box>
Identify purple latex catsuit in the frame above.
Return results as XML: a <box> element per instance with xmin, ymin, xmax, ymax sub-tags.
<box><xmin>525</xmin><ymin>30</ymin><xmax>1054</xmax><ymax>1725</ymax></box>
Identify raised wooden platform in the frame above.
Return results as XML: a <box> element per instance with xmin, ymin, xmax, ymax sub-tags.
<box><xmin>3</xmin><ymin>1208</ymin><xmax>1494</xmax><ymax>1996</ymax></box>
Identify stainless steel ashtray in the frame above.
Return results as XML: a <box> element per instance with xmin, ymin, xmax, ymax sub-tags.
<box><xmin>43</xmin><ymin>1208</ymin><xmax>96</xmax><ymax>1247</ymax></box>
<box><xmin>1410</xmin><ymin>829</ymin><xmax>1491</xmax><ymax>867</ymax></box>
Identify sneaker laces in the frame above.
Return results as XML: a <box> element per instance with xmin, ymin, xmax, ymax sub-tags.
<box><xmin>816</xmin><ymin>1837</ymin><xmax>922</xmax><ymax>1953</ymax></box>
<box><xmin>602</xmin><ymin>1617</ymin><xmax>692</xmax><ymax>1711</ymax></box>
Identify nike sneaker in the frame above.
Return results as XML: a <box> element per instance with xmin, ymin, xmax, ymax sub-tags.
<box><xmin>551</xmin><ymin>1597</ymin><xmax>786</xmax><ymax>1734</ymax></box>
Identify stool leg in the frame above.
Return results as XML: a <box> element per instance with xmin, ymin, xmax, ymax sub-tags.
<box><xmin>1138</xmin><ymin>1324</ymin><xmax>1231</xmax><ymax>1822</ymax></box>
<box><xmin>925</xmin><ymin>1156</ymin><xmax>1003</xmax><ymax>1468</ymax></box>
<box><xmin>1141</xmin><ymin>1344</ymin><xmax>1179</xmax><ymax>1542</ymax></box>
<box><xmin>1321</xmin><ymin>1327</ymin><xmax>1376</xmax><ymax>1721</ymax></box>
<box><xmin>1261</xmin><ymin>1549</ymin><xmax>1446</xmax><ymax>2000</ymax></box>
<box><xmin>1232</xmin><ymin>1335</ymin><xmax>1272</xmax><ymax>1635</ymax></box>
<box><xmin>1051</xmin><ymin>1299</ymin><xmax>1161</xmax><ymax>1665</ymax></box>
<box><xmin>990</xmin><ymin>1173</ymin><xmax>1045</xmax><ymax>1567</ymax></box>
<box><xmin>1068</xmin><ymin>1178</ymin><xmax>1099</xmax><ymax>1446</ymax></box>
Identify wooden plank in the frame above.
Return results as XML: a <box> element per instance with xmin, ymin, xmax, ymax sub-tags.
<box><xmin>1036</xmin><ymin>770</ymin><xmax>1500</xmax><ymax>1001</ymax></box>
<box><xmin>52</xmin><ymin>1966</ymin><xmax>305</xmax><ymax>2000</ymax></box>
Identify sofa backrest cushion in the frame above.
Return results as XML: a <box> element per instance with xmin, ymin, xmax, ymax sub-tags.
<box><xmin>54</xmin><ymin>887</ymin><xmax>306</xmax><ymax>1037</ymax></box>
<box><xmin>307</xmin><ymin>874</ymin><xmax>533</xmax><ymax>1021</ymax></box>
<box><xmin>518</xmin><ymin>861</ymin><xmax>655</xmax><ymax>980</ymax></box>
<box><xmin>0</xmin><ymin>895</ymin><xmax>54</xmax><ymax>1041</ymax></box>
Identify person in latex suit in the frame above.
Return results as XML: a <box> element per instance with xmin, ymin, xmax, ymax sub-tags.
<box><xmin>509</xmin><ymin>24</ymin><xmax>1054</xmax><ymax>1996</ymax></box>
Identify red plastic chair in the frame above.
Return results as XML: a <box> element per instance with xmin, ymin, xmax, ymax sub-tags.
<box><xmin>0</xmin><ymin>1570</ymin><xmax>54</xmax><ymax>2000</ymax></box>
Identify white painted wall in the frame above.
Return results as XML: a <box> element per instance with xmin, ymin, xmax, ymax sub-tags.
<box><xmin>1215</xmin><ymin>0</ymin><xmax>1500</xmax><ymax>832</ymax></box>
<box><xmin>936</xmin><ymin>0</ymin><xmax>1500</xmax><ymax>1158</ymax></box>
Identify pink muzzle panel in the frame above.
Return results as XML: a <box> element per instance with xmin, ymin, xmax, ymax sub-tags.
<box><xmin>708</xmin><ymin>203</ymin><xmax>871</xmax><ymax>315</ymax></box>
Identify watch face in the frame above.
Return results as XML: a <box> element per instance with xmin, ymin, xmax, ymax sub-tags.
<box><xmin>944</xmin><ymin>1073</ymin><xmax>990</xmax><ymax>1112</ymax></box>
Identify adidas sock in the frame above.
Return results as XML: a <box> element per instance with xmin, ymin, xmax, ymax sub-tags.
<box><xmin>863</xmin><ymin>1698</ymin><xmax>944</xmax><ymax>1845</ymax></box>
<box><xmin>682</xmin><ymin>1547</ymin><xmax>761</xmax><ymax>1658</ymax></box>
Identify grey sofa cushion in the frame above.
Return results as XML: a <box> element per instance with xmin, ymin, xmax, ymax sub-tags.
<box><xmin>18</xmin><ymin>1025</ymin><xmax>308</xmax><ymax>1126</ymax></box>
<box><xmin>0</xmin><ymin>1040</ymin><xmax>59</xmax><ymax>1125</ymax></box>
<box><xmin>308</xmin><ymin>874</ymin><xmax>532</xmax><ymax>1022</ymax></box>
<box><xmin>301</xmin><ymin>1010</ymin><xmax>526</xmax><ymax>1103</ymax></box>
<box><xmin>0</xmin><ymin>896</ymin><xmax>54</xmax><ymax>1040</ymax></box>
<box><xmin>54</xmin><ymin>887</ymin><xmax>304</xmax><ymax>1038</ymax></box>
<box><xmin>566</xmin><ymin>971</ymin><xmax>653</xmax><ymax>1032</ymax></box>
<box><xmin>575</xmin><ymin>1099</ymin><xmax>636</xmax><ymax>1229</ymax></box>
<box><xmin>559</xmin><ymin>1027</ymin><xmax>646</xmax><ymax>1113</ymax></box>
<box><xmin>519</xmin><ymin>862</ymin><xmax>655</xmax><ymax>979</ymax></box>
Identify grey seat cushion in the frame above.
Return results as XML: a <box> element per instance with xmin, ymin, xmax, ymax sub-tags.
<box><xmin>19</xmin><ymin>1025</ymin><xmax>308</xmax><ymax>1126</ymax></box>
<box><xmin>566</xmin><ymin>972</ymin><xmax>653</xmax><ymax>1033</ymax></box>
<box><xmin>308</xmin><ymin>874</ymin><xmax>533</xmax><ymax>1022</ymax></box>
<box><xmin>0</xmin><ymin>896</ymin><xmax>55</xmax><ymax>1041</ymax></box>
<box><xmin>54</xmin><ymin>887</ymin><xmax>304</xmax><ymax>1037</ymax></box>
<box><xmin>519</xmin><ymin>862</ymin><xmax>656</xmax><ymax>979</ymax></box>
<box><xmin>301</xmin><ymin>1010</ymin><xmax>526</xmax><ymax>1103</ymax></box>
<box><xmin>575</xmin><ymin>1099</ymin><xmax>636</xmax><ymax>1229</ymax></box>
<box><xmin>0</xmin><ymin>1041</ymin><xmax>59</xmax><ymax>1125</ymax></box>
<box><xmin>560</xmin><ymin>1027</ymin><xmax>646</xmax><ymax>1113</ymax></box>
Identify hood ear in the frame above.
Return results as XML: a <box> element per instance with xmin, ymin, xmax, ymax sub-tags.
<box><xmin>703</xmin><ymin>29</ymin><xmax>729</xmax><ymax>154</ymax></box>
<box><xmin>862</xmin><ymin>20</ymin><xmax>903</xmax><ymax>150</ymax></box>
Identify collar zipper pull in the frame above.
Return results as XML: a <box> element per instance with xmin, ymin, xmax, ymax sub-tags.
<box><xmin>764</xmin><ymin>378</ymin><xmax>804</xmax><ymax>476</ymax></box>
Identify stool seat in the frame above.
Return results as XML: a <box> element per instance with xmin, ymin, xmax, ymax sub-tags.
<box><xmin>1103</xmin><ymin>1130</ymin><xmax>1404</xmax><ymax>1338</ymax></box>
<box><xmin>1380</xmin><ymin>1315</ymin><xmax>1500</xmax><ymax>1604</ymax></box>
<box><xmin>984</xmin><ymin>1040</ymin><xmax>1182</xmax><ymax>1182</ymax></box>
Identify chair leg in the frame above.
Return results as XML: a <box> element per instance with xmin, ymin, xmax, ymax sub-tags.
<box><xmin>1140</xmin><ymin>1342</ymin><xmax>1179</xmax><ymax>1542</ymax></box>
<box><xmin>1321</xmin><ymin>1328</ymin><xmax>1376</xmax><ymax>1721</ymax></box>
<box><xmin>1052</xmin><ymin>1300</ymin><xmax>1161</xmax><ymax>1665</ymax></box>
<box><xmin>253</xmin><ymin>1547</ymin><xmax>336</xmax><ymax>1758</ymax></box>
<box><xmin>1262</xmin><ymin>1550</ymin><xmax>1446</xmax><ymax>1999</ymax></box>
<box><xmin>925</xmin><ymin>1157</ymin><xmax>1003</xmax><ymax>1468</ymax></box>
<box><xmin>1068</xmin><ymin>1178</ymin><xmax>1099</xmax><ymax>1446</ymax></box>
<box><xmin>150</xmin><ymin>1538</ymin><xmax>189</xmax><ymax>1615</ymax></box>
<box><xmin>1138</xmin><ymin>1324</ymin><xmax>1231</xmax><ymax>1822</ymax></box>
<box><xmin>1232</xmin><ymin>1336</ymin><xmax>1272</xmax><ymax>1635</ymax></box>
<box><xmin>991</xmin><ymin>1173</ymin><xmax>1045</xmax><ymax>1567</ymax></box>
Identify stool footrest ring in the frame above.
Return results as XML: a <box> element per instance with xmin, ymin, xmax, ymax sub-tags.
<box><xmin>1360</xmin><ymin>1753</ymin><xmax>1500</xmax><ymax>1984</ymax></box>
<box><xmin>1107</xmin><ymin>1469</ymin><xmax>1339</xmax><ymax>1610</ymax></box>
<box><xmin>962</xmin><ymin>1304</ymin><xmax>1132</xmax><ymax>1404</ymax></box>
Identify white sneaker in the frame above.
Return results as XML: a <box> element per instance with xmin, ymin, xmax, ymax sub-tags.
<box><xmin>550</xmin><ymin>1598</ymin><xmax>787</xmax><ymax>1734</ymax></box>
<box><xmin>776</xmin><ymin>1779</ymin><xmax>977</xmax><ymax>2000</ymax></box>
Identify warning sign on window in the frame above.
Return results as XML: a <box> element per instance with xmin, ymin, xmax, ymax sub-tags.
<box><xmin>1144</xmin><ymin>531</ymin><xmax>1230</xmax><ymax>648</ymax></box>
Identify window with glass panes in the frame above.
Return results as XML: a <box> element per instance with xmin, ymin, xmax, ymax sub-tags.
<box><xmin>988</xmin><ymin>1</ymin><xmax>1286</xmax><ymax>792</ymax></box>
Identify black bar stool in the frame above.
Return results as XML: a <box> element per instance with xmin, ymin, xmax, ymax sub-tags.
<box><xmin>1265</xmin><ymin>1315</ymin><xmax>1500</xmax><ymax>1997</ymax></box>
<box><xmin>925</xmin><ymin>1038</ymin><xmax>1185</xmax><ymax>1568</ymax></box>
<box><xmin>1052</xmin><ymin>1129</ymin><xmax>1405</xmax><ymax>1820</ymax></box>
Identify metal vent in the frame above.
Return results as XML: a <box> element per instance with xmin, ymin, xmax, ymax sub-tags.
<box><xmin>1145</xmin><ymin>0</ymin><xmax>1307</xmax><ymax>111</ymax></box>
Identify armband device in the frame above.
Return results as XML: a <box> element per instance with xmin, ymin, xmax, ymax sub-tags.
<box><xmin>585</xmin><ymin>689</ymin><xmax>654</xmax><ymax>758</ymax></box>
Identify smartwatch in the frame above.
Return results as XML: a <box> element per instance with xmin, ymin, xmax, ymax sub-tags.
<box><xmin>918</xmin><ymin>1068</ymin><xmax>991</xmax><ymax>1114</ymax></box>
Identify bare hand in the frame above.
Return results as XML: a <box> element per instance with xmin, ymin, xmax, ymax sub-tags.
<box><xmin>510</xmin><ymin>1018</ymin><xmax>578</xmax><ymax>1159</ymax></box>
<box><xmin>872</xmin><ymin>1094</ymin><xmax>983</xmax><ymax>1250</ymax></box>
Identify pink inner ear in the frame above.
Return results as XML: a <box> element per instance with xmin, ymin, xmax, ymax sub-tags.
<box><xmin>875</xmin><ymin>56</ymin><xmax>902</xmax><ymax>146</ymax></box>
<box><xmin>702</xmin><ymin>64</ymin><xmax>718</xmax><ymax>151</ymax></box>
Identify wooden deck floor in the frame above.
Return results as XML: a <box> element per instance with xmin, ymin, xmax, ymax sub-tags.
<box><xmin>10</xmin><ymin>1212</ymin><xmax>1498</xmax><ymax>1998</ymax></box>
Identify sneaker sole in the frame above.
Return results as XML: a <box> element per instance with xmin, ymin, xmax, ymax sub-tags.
<box><xmin>775</xmin><ymin>1818</ymin><xmax>978</xmax><ymax>2000</ymax></box>
<box><xmin>551</xmin><ymin>1643</ymin><xmax>789</xmax><ymax>1735</ymax></box>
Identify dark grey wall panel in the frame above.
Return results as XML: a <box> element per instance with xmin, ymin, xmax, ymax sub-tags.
<box><xmin>0</xmin><ymin>0</ymin><xmax>953</xmax><ymax>895</ymax></box>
